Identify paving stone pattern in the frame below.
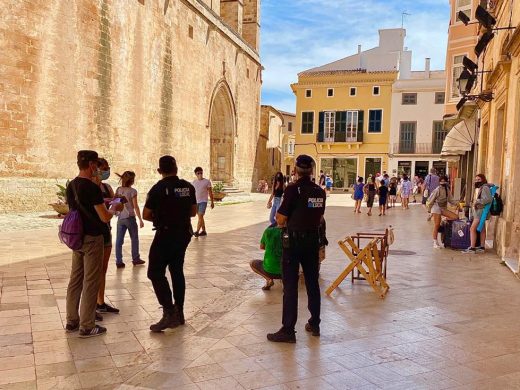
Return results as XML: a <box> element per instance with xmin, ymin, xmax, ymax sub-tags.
<box><xmin>0</xmin><ymin>196</ymin><xmax>519</xmax><ymax>389</ymax></box>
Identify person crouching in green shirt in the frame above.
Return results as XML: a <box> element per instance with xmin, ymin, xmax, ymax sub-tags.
<box><xmin>250</xmin><ymin>226</ymin><xmax>282</xmax><ymax>290</ymax></box>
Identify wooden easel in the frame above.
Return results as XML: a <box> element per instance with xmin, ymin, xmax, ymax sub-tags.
<box><xmin>325</xmin><ymin>235</ymin><xmax>390</xmax><ymax>299</ymax></box>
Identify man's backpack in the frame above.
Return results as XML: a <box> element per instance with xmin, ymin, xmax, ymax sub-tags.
<box><xmin>490</xmin><ymin>192</ymin><xmax>503</xmax><ymax>216</ymax></box>
<box><xmin>58</xmin><ymin>181</ymin><xmax>84</xmax><ymax>250</ymax></box>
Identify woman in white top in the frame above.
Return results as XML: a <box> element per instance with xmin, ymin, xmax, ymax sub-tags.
<box><xmin>115</xmin><ymin>171</ymin><xmax>145</xmax><ymax>268</ymax></box>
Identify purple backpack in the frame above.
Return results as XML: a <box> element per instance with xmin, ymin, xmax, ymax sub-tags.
<box><xmin>58</xmin><ymin>182</ymin><xmax>84</xmax><ymax>250</ymax></box>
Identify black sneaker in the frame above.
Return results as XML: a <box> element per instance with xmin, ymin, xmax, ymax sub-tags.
<box><xmin>193</xmin><ymin>232</ymin><xmax>199</xmax><ymax>238</ymax></box>
<box><xmin>65</xmin><ymin>322</ymin><xmax>79</xmax><ymax>333</ymax></box>
<box><xmin>132</xmin><ymin>259</ymin><xmax>145</xmax><ymax>266</ymax></box>
<box><xmin>150</xmin><ymin>311</ymin><xmax>180</xmax><ymax>332</ymax></box>
<box><xmin>79</xmin><ymin>325</ymin><xmax>107</xmax><ymax>338</ymax></box>
<box><xmin>97</xmin><ymin>303</ymin><xmax>120</xmax><ymax>314</ymax></box>
<box><xmin>462</xmin><ymin>247</ymin><xmax>477</xmax><ymax>254</ymax></box>
<box><xmin>116</xmin><ymin>262</ymin><xmax>126</xmax><ymax>269</ymax></box>
<box><xmin>476</xmin><ymin>246</ymin><xmax>485</xmax><ymax>253</ymax></box>
<box><xmin>95</xmin><ymin>312</ymin><xmax>103</xmax><ymax>322</ymax></box>
<box><xmin>267</xmin><ymin>328</ymin><xmax>296</xmax><ymax>343</ymax></box>
<box><xmin>199</xmin><ymin>231</ymin><xmax>207</xmax><ymax>237</ymax></box>
<box><xmin>305</xmin><ymin>322</ymin><xmax>320</xmax><ymax>337</ymax></box>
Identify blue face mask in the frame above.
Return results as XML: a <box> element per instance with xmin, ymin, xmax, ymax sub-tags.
<box><xmin>101</xmin><ymin>169</ymin><xmax>110</xmax><ymax>181</ymax></box>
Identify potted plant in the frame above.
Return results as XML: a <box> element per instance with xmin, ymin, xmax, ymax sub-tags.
<box><xmin>212</xmin><ymin>182</ymin><xmax>227</xmax><ymax>202</ymax></box>
<box><xmin>49</xmin><ymin>180</ymin><xmax>70</xmax><ymax>215</ymax></box>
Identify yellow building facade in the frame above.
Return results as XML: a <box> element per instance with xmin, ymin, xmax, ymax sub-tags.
<box><xmin>291</xmin><ymin>29</ymin><xmax>411</xmax><ymax>189</ymax></box>
<box><xmin>292</xmin><ymin>72</ymin><xmax>396</xmax><ymax>188</ymax></box>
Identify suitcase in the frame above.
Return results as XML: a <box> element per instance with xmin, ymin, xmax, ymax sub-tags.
<box><xmin>446</xmin><ymin>220</ymin><xmax>471</xmax><ymax>249</ymax></box>
<box><xmin>450</xmin><ymin>220</ymin><xmax>471</xmax><ymax>249</ymax></box>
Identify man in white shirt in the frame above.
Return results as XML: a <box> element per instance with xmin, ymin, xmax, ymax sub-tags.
<box><xmin>192</xmin><ymin>167</ymin><xmax>214</xmax><ymax>237</ymax></box>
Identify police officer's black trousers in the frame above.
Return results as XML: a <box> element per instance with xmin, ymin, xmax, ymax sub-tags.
<box><xmin>147</xmin><ymin>231</ymin><xmax>191</xmax><ymax>312</ymax></box>
<box><xmin>281</xmin><ymin>241</ymin><xmax>321</xmax><ymax>331</ymax></box>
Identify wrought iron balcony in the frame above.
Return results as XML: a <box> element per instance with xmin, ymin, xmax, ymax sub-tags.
<box><xmin>316</xmin><ymin>132</ymin><xmax>362</xmax><ymax>143</ymax></box>
<box><xmin>391</xmin><ymin>142</ymin><xmax>440</xmax><ymax>155</ymax></box>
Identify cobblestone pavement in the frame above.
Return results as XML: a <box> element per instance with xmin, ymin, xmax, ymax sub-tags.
<box><xmin>1</xmin><ymin>196</ymin><xmax>519</xmax><ymax>389</ymax></box>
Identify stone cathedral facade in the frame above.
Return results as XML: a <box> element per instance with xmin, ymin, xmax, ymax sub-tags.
<box><xmin>0</xmin><ymin>0</ymin><xmax>261</xmax><ymax>212</ymax></box>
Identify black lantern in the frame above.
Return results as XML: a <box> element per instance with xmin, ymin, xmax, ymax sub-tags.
<box><xmin>458</xmin><ymin>69</ymin><xmax>477</xmax><ymax>95</ymax></box>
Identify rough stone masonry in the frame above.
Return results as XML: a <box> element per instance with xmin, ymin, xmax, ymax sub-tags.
<box><xmin>0</xmin><ymin>0</ymin><xmax>262</xmax><ymax>213</ymax></box>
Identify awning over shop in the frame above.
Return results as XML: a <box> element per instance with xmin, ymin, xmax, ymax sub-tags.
<box><xmin>441</xmin><ymin>116</ymin><xmax>477</xmax><ymax>156</ymax></box>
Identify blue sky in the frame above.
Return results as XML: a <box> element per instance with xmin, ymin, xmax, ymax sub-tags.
<box><xmin>260</xmin><ymin>0</ymin><xmax>450</xmax><ymax>112</ymax></box>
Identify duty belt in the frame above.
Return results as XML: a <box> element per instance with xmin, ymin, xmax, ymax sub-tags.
<box><xmin>288</xmin><ymin>230</ymin><xmax>319</xmax><ymax>240</ymax></box>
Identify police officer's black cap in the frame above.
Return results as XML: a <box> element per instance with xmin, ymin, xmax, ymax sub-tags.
<box><xmin>77</xmin><ymin>150</ymin><xmax>99</xmax><ymax>164</ymax></box>
<box><xmin>159</xmin><ymin>155</ymin><xmax>177</xmax><ymax>173</ymax></box>
<box><xmin>295</xmin><ymin>155</ymin><xmax>314</xmax><ymax>169</ymax></box>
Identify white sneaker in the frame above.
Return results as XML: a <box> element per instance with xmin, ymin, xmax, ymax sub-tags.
<box><xmin>433</xmin><ymin>240</ymin><xmax>441</xmax><ymax>249</ymax></box>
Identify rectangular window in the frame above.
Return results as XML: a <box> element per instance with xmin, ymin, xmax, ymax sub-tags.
<box><xmin>346</xmin><ymin>111</ymin><xmax>359</xmax><ymax>141</ymax></box>
<box><xmin>432</xmin><ymin>120</ymin><xmax>448</xmax><ymax>154</ymax></box>
<box><xmin>324</xmin><ymin>112</ymin><xmax>335</xmax><ymax>141</ymax></box>
<box><xmin>399</xmin><ymin>122</ymin><xmax>417</xmax><ymax>153</ymax></box>
<box><xmin>456</xmin><ymin>0</ymin><xmax>472</xmax><ymax>22</ymax></box>
<box><xmin>402</xmin><ymin>93</ymin><xmax>417</xmax><ymax>105</ymax></box>
<box><xmin>368</xmin><ymin>109</ymin><xmax>382</xmax><ymax>133</ymax></box>
<box><xmin>349</xmin><ymin>87</ymin><xmax>357</xmax><ymax>96</ymax></box>
<box><xmin>288</xmin><ymin>122</ymin><xmax>293</xmax><ymax>132</ymax></box>
<box><xmin>305</xmin><ymin>89</ymin><xmax>312</xmax><ymax>98</ymax></box>
<box><xmin>327</xmin><ymin>88</ymin><xmax>334</xmax><ymax>97</ymax></box>
<box><xmin>451</xmin><ymin>55</ymin><xmax>465</xmax><ymax>98</ymax></box>
<box><xmin>435</xmin><ymin>92</ymin><xmax>445</xmax><ymax>104</ymax></box>
<box><xmin>373</xmin><ymin>86</ymin><xmax>380</xmax><ymax>96</ymax></box>
<box><xmin>301</xmin><ymin>112</ymin><xmax>314</xmax><ymax>134</ymax></box>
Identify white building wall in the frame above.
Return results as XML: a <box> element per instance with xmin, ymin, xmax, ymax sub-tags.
<box><xmin>389</xmin><ymin>70</ymin><xmax>447</xmax><ymax>177</ymax></box>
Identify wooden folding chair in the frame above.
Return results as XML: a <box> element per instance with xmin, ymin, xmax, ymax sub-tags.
<box><xmin>325</xmin><ymin>235</ymin><xmax>390</xmax><ymax>299</ymax></box>
<box><xmin>351</xmin><ymin>229</ymin><xmax>391</xmax><ymax>283</ymax></box>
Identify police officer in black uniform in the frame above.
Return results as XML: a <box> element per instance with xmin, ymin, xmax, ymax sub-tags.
<box><xmin>267</xmin><ymin>155</ymin><xmax>326</xmax><ymax>343</ymax></box>
<box><xmin>143</xmin><ymin>156</ymin><xmax>197</xmax><ymax>332</ymax></box>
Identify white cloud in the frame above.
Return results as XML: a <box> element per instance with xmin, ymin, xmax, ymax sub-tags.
<box><xmin>261</xmin><ymin>0</ymin><xmax>450</xmax><ymax>110</ymax></box>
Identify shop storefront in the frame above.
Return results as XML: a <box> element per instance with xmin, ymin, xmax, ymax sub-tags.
<box><xmin>320</xmin><ymin>158</ymin><xmax>358</xmax><ymax>189</ymax></box>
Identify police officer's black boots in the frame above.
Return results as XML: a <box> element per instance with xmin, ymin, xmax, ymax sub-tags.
<box><xmin>305</xmin><ymin>322</ymin><xmax>320</xmax><ymax>337</ymax></box>
<box><xmin>266</xmin><ymin>327</ymin><xmax>296</xmax><ymax>343</ymax></box>
<box><xmin>149</xmin><ymin>308</ymin><xmax>180</xmax><ymax>332</ymax></box>
<box><xmin>175</xmin><ymin>304</ymin><xmax>185</xmax><ymax>325</ymax></box>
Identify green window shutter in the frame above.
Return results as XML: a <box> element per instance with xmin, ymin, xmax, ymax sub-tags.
<box><xmin>357</xmin><ymin>110</ymin><xmax>364</xmax><ymax>142</ymax></box>
<box><xmin>318</xmin><ymin>112</ymin><xmax>324</xmax><ymax>134</ymax></box>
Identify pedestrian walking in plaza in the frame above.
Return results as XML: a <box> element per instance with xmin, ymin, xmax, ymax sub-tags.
<box><xmin>325</xmin><ymin>174</ymin><xmax>333</xmax><ymax>195</ymax></box>
<box><xmin>192</xmin><ymin>167</ymin><xmax>214</xmax><ymax>237</ymax></box>
<box><xmin>463</xmin><ymin>174</ymin><xmax>493</xmax><ymax>254</ymax></box>
<box><xmin>91</xmin><ymin>159</ymin><xmax>120</xmax><ymax>316</ymax></box>
<box><xmin>144</xmin><ymin>156</ymin><xmax>197</xmax><ymax>332</ymax></box>
<box><xmin>267</xmin><ymin>155</ymin><xmax>326</xmax><ymax>343</ymax></box>
<box><xmin>353</xmin><ymin>176</ymin><xmax>364</xmax><ymax>213</ymax></box>
<box><xmin>318</xmin><ymin>170</ymin><xmax>326</xmax><ymax>189</ymax></box>
<box><xmin>423</xmin><ymin>168</ymin><xmax>440</xmax><ymax>221</ymax></box>
<box><xmin>426</xmin><ymin>175</ymin><xmax>459</xmax><ymax>249</ymax></box>
<box><xmin>267</xmin><ymin>172</ymin><xmax>285</xmax><ymax>227</ymax></box>
<box><xmin>364</xmin><ymin>177</ymin><xmax>377</xmax><ymax>216</ymax></box>
<box><xmin>388</xmin><ymin>180</ymin><xmax>397</xmax><ymax>209</ymax></box>
<box><xmin>378</xmin><ymin>180</ymin><xmax>388</xmax><ymax>216</ymax></box>
<box><xmin>400</xmin><ymin>174</ymin><xmax>413</xmax><ymax>209</ymax></box>
<box><xmin>250</xmin><ymin>226</ymin><xmax>282</xmax><ymax>290</ymax></box>
<box><xmin>114</xmin><ymin>171</ymin><xmax>146</xmax><ymax>269</ymax></box>
<box><xmin>65</xmin><ymin>150</ymin><xmax>122</xmax><ymax>338</ymax></box>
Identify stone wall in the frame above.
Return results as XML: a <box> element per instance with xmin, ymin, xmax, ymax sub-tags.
<box><xmin>0</xmin><ymin>0</ymin><xmax>261</xmax><ymax>213</ymax></box>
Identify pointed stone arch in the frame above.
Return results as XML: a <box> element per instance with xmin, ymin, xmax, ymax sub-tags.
<box><xmin>207</xmin><ymin>79</ymin><xmax>237</xmax><ymax>183</ymax></box>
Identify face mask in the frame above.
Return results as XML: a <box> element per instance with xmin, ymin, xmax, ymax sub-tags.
<box><xmin>475</xmin><ymin>182</ymin><xmax>483</xmax><ymax>188</ymax></box>
<box><xmin>101</xmin><ymin>169</ymin><xmax>110</xmax><ymax>181</ymax></box>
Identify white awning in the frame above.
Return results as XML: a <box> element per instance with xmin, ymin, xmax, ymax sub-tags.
<box><xmin>441</xmin><ymin>116</ymin><xmax>477</xmax><ymax>156</ymax></box>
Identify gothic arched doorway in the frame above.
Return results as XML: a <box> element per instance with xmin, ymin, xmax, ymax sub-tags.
<box><xmin>209</xmin><ymin>82</ymin><xmax>236</xmax><ymax>183</ymax></box>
